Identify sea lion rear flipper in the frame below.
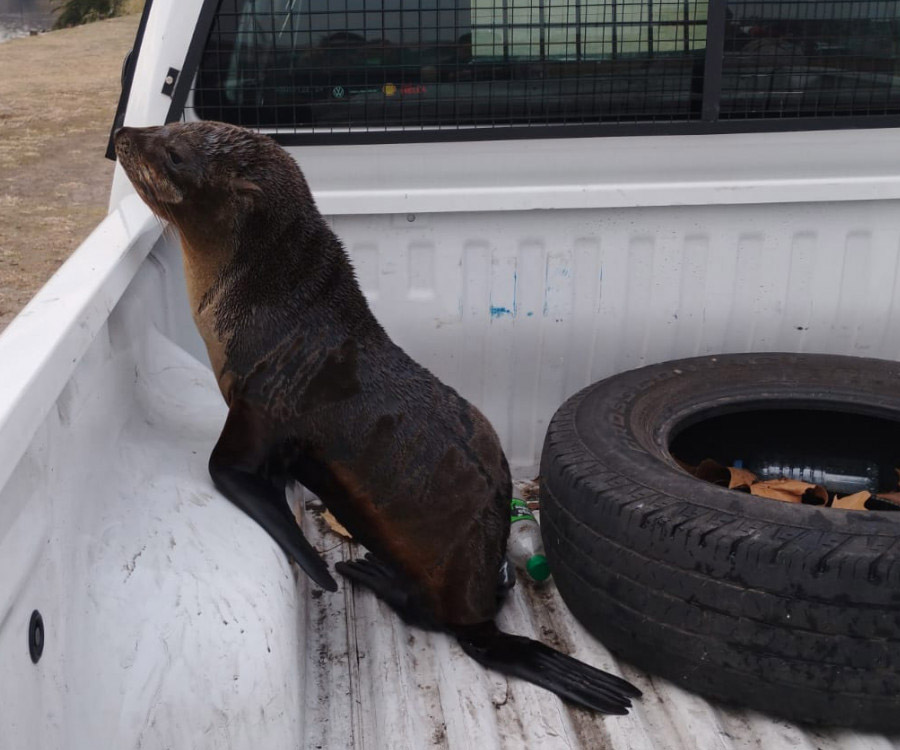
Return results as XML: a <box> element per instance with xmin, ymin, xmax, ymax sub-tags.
<box><xmin>209</xmin><ymin>402</ymin><xmax>338</xmax><ymax>592</ymax></box>
<box><xmin>454</xmin><ymin>622</ymin><xmax>641</xmax><ymax>714</ymax></box>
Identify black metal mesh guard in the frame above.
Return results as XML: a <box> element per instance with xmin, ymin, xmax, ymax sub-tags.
<box><xmin>721</xmin><ymin>1</ymin><xmax>900</xmax><ymax>119</ymax></box>
<box><xmin>185</xmin><ymin>0</ymin><xmax>900</xmax><ymax>136</ymax></box>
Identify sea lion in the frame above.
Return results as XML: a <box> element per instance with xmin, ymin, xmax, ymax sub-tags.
<box><xmin>114</xmin><ymin>121</ymin><xmax>641</xmax><ymax>713</ymax></box>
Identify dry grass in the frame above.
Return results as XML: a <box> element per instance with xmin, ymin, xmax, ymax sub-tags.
<box><xmin>122</xmin><ymin>0</ymin><xmax>146</xmax><ymax>14</ymax></box>
<box><xmin>0</xmin><ymin>9</ymin><xmax>142</xmax><ymax>331</ymax></box>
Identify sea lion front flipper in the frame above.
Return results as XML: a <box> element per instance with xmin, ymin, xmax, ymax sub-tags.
<box><xmin>209</xmin><ymin>401</ymin><xmax>338</xmax><ymax>592</ymax></box>
<box><xmin>336</xmin><ymin>554</ymin><xmax>437</xmax><ymax>630</ymax></box>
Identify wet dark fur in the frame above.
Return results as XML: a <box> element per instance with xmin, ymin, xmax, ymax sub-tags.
<box><xmin>115</xmin><ymin>121</ymin><xmax>509</xmax><ymax>625</ymax></box>
<box><xmin>114</xmin><ymin>122</ymin><xmax>640</xmax><ymax>713</ymax></box>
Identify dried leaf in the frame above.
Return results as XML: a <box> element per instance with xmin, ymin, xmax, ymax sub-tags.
<box><xmin>801</xmin><ymin>485</ymin><xmax>829</xmax><ymax>505</ymax></box>
<box><xmin>694</xmin><ymin>458</ymin><xmax>730</xmax><ymax>486</ymax></box>
<box><xmin>750</xmin><ymin>480</ymin><xmax>804</xmax><ymax>503</ymax></box>
<box><xmin>322</xmin><ymin>509</ymin><xmax>352</xmax><ymax>538</ymax></box>
<box><xmin>763</xmin><ymin>479</ymin><xmax>820</xmax><ymax>494</ymax></box>
<box><xmin>513</xmin><ymin>478</ymin><xmax>541</xmax><ymax>505</ymax></box>
<box><xmin>675</xmin><ymin>458</ymin><xmax>697</xmax><ymax>475</ymax></box>
<box><xmin>832</xmin><ymin>491</ymin><xmax>871</xmax><ymax>511</ymax></box>
<box><xmin>681</xmin><ymin>450</ymin><xmax>895</xmax><ymax>512</ymax></box>
<box><xmin>866</xmin><ymin>494</ymin><xmax>900</xmax><ymax>511</ymax></box>
<box><xmin>728</xmin><ymin>466</ymin><xmax>758</xmax><ymax>490</ymax></box>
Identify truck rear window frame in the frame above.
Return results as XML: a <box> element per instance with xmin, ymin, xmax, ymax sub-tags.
<box><xmin>170</xmin><ymin>0</ymin><xmax>900</xmax><ymax>144</ymax></box>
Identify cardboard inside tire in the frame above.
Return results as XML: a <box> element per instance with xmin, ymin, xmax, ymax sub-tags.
<box><xmin>540</xmin><ymin>353</ymin><xmax>900</xmax><ymax>731</ymax></box>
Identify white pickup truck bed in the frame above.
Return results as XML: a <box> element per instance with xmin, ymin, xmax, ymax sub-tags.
<box><xmin>4</xmin><ymin>0</ymin><xmax>900</xmax><ymax>742</ymax></box>
<box><xmin>3</xmin><ymin>195</ymin><xmax>900</xmax><ymax>749</ymax></box>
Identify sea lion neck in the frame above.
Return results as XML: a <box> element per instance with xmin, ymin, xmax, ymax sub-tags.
<box><xmin>173</xmin><ymin>211</ymin><xmax>237</xmax><ymax>304</ymax></box>
<box><xmin>174</xmin><ymin>189</ymin><xmax>276</xmax><ymax>308</ymax></box>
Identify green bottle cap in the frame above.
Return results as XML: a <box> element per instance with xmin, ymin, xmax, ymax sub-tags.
<box><xmin>526</xmin><ymin>554</ymin><xmax>551</xmax><ymax>582</ymax></box>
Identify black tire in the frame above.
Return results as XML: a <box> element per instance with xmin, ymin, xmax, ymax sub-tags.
<box><xmin>540</xmin><ymin>353</ymin><xmax>900</xmax><ymax>731</ymax></box>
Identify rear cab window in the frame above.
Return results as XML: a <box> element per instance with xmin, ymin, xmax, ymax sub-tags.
<box><xmin>188</xmin><ymin>0</ymin><xmax>900</xmax><ymax>139</ymax></box>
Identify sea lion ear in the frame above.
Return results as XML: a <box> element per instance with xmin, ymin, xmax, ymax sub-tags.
<box><xmin>233</xmin><ymin>177</ymin><xmax>263</xmax><ymax>197</ymax></box>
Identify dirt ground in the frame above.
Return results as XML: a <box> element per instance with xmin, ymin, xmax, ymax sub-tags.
<box><xmin>0</xmin><ymin>8</ymin><xmax>143</xmax><ymax>332</ymax></box>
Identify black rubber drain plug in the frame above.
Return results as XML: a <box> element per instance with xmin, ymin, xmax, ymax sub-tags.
<box><xmin>29</xmin><ymin>610</ymin><xmax>44</xmax><ymax>663</ymax></box>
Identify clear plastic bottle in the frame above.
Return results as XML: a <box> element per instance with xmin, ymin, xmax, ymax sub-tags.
<box><xmin>508</xmin><ymin>498</ymin><xmax>551</xmax><ymax>583</ymax></box>
<box><xmin>744</xmin><ymin>456</ymin><xmax>880</xmax><ymax>495</ymax></box>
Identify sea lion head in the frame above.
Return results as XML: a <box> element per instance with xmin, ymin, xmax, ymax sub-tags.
<box><xmin>115</xmin><ymin>121</ymin><xmax>340</xmax><ymax>397</ymax></box>
<box><xmin>114</xmin><ymin>121</ymin><xmax>312</xmax><ymax>245</ymax></box>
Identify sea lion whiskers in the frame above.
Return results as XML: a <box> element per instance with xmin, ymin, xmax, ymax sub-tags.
<box><xmin>141</xmin><ymin>163</ymin><xmax>183</xmax><ymax>207</ymax></box>
<box><xmin>122</xmin><ymin>160</ymin><xmax>180</xmax><ymax>229</ymax></box>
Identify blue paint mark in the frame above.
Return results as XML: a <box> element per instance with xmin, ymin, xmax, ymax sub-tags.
<box><xmin>527</xmin><ymin>311</ymin><xmax>534</xmax><ymax>317</ymax></box>
<box><xmin>543</xmin><ymin>259</ymin><xmax>551</xmax><ymax>318</ymax></box>
<box><xmin>512</xmin><ymin>270</ymin><xmax>518</xmax><ymax>317</ymax></box>
<box><xmin>489</xmin><ymin>269</ymin><xmax>518</xmax><ymax>320</ymax></box>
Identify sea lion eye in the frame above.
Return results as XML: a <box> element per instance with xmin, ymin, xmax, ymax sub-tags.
<box><xmin>167</xmin><ymin>149</ymin><xmax>183</xmax><ymax>166</ymax></box>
